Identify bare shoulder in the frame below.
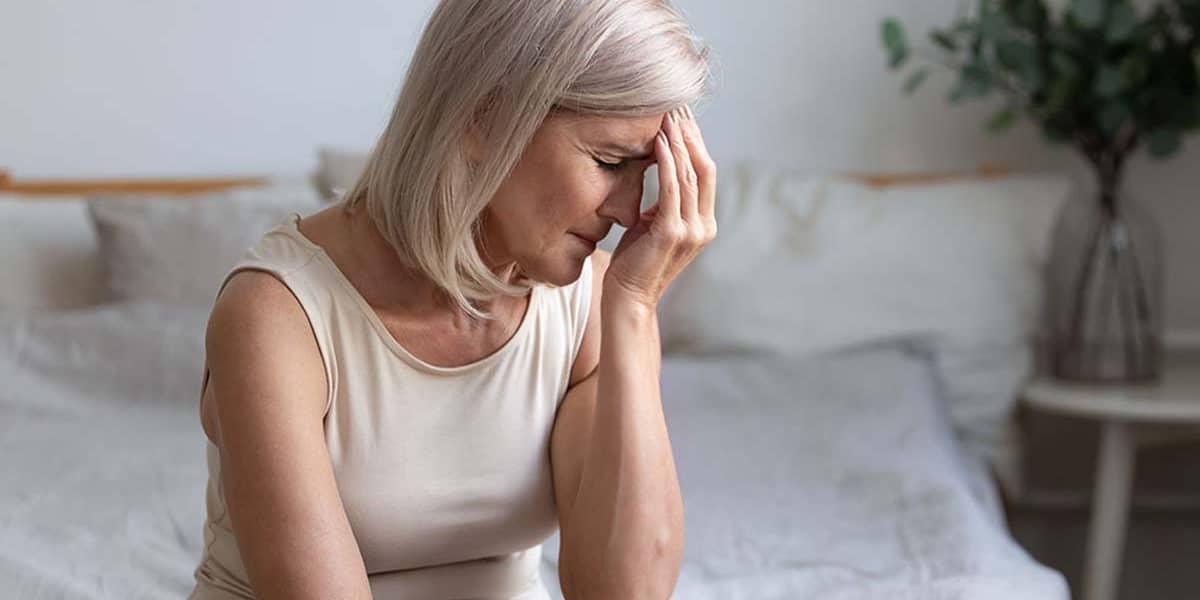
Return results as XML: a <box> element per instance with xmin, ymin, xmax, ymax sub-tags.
<box><xmin>567</xmin><ymin>249</ymin><xmax>610</xmax><ymax>387</ymax></box>
<box><xmin>202</xmin><ymin>269</ymin><xmax>328</xmax><ymax>446</ymax></box>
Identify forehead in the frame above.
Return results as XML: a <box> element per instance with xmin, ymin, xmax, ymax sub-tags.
<box><xmin>547</xmin><ymin>112</ymin><xmax>663</xmax><ymax>152</ymax></box>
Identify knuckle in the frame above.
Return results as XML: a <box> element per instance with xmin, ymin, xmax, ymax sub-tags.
<box><xmin>697</xmin><ymin>157</ymin><xmax>717</xmax><ymax>178</ymax></box>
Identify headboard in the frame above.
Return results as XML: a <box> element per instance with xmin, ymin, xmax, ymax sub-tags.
<box><xmin>0</xmin><ymin>169</ymin><xmax>270</xmax><ymax>197</ymax></box>
<box><xmin>845</xmin><ymin>163</ymin><xmax>1008</xmax><ymax>187</ymax></box>
<box><xmin>0</xmin><ymin>163</ymin><xmax>1008</xmax><ymax>198</ymax></box>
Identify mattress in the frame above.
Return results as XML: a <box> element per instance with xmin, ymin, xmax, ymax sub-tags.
<box><xmin>541</xmin><ymin>351</ymin><xmax>1067</xmax><ymax>599</ymax></box>
<box><xmin>0</xmin><ymin>303</ymin><xmax>1067</xmax><ymax>599</ymax></box>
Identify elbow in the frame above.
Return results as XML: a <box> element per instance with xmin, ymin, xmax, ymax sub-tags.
<box><xmin>562</xmin><ymin>527</ymin><xmax>684</xmax><ymax>600</ymax></box>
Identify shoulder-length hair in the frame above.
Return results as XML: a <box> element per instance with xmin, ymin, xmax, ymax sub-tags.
<box><xmin>343</xmin><ymin>0</ymin><xmax>712</xmax><ymax>319</ymax></box>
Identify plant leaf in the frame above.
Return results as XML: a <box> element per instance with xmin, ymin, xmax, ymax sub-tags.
<box><xmin>1043</xmin><ymin>76</ymin><xmax>1081</xmax><ymax>115</ymax></box>
<box><xmin>979</xmin><ymin>7</ymin><xmax>1012</xmax><ymax>42</ymax></box>
<box><xmin>948</xmin><ymin>62</ymin><xmax>994</xmax><ymax>103</ymax></box>
<box><xmin>1105</xmin><ymin>2</ymin><xmax>1138</xmax><ymax>43</ymax></box>
<box><xmin>1050</xmin><ymin>51</ymin><xmax>1081</xmax><ymax>79</ymax></box>
<box><xmin>1003</xmin><ymin>0</ymin><xmax>1049</xmax><ymax>30</ymax></box>
<box><xmin>1070</xmin><ymin>0</ymin><xmax>1106</xmax><ymax>30</ymax></box>
<box><xmin>1117</xmin><ymin>54</ymin><xmax>1149</xmax><ymax>90</ymax></box>
<box><xmin>986</xmin><ymin>106</ymin><xmax>1018</xmax><ymax>132</ymax></box>
<box><xmin>882</xmin><ymin>19</ymin><xmax>909</xmax><ymax>69</ymax></box>
<box><xmin>996</xmin><ymin>40</ymin><xmax>1033</xmax><ymax>71</ymax></box>
<box><xmin>904</xmin><ymin>68</ymin><xmax>931</xmax><ymax>94</ymax></box>
<box><xmin>1098</xmin><ymin>102</ymin><xmax>1130</xmax><ymax>138</ymax></box>
<box><xmin>1148</xmin><ymin>129</ymin><xmax>1182</xmax><ymax>158</ymax></box>
<box><xmin>1094</xmin><ymin>64</ymin><xmax>1125</xmax><ymax>97</ymax></box>
<box><xmin>930</xmin><ymin>29</ymin><xmax>959</xmax><ymax>52</ymax></box>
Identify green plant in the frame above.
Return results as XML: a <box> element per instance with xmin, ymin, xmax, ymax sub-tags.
<box><xmin>882</xmin><ymin>0</ymin><xmax>1200</xmax><ymax>193</ymax></box>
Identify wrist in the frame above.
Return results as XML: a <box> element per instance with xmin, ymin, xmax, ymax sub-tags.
<box><xmin>600</xmin><ymin>292</ymin><xmax>657</xmax><ymax>324</ymax></box>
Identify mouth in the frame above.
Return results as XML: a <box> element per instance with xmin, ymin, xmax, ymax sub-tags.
<box><xmin>571</xmin><ymin>233</ymin><xmax>599</xmax><ymax>248</ymax></box>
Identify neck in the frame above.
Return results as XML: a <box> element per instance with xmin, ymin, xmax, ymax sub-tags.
<box><xmin>341</xmin><ymin>203</ymin><xmax>520</xmax><ymax>318</ymax></box>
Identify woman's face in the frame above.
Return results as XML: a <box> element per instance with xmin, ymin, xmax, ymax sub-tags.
<box><xmin>480</xmin><ymin>112</ymin><xmax>663</xmax><ymax>286</ymax></box>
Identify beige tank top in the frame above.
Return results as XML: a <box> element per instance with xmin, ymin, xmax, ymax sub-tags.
<box><xmin>189</xmin><ymin>213</ymin><xmax>592</xmax><ymax>599</ymax></box>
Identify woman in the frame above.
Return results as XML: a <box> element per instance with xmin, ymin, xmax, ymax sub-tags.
<box><xmin>190</xmin><ymin>0</ymin><xmax>714</xmax><ymax>598</ymax></box>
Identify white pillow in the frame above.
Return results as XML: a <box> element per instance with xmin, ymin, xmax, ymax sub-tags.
<box><xmin>0</xmin><ymin>194</ymin><xmax>106</xmax><ymax>311</ymax></box>
<box><xmin>0</xmin><ymin>302</ymin><xmax>208</xmax><ymax>411</ymax></box>
<box><xmin>87</xmin><ymin>181</ymin><xmax>324</xmax><ymax>306</ymax></box>
<box><xmin>658</xmin><ymin>163</ymin><xmax>1071</xmax><ymax>469</ymax></box>
<box><xmin>315</xmin><ymin>146</ymin><xmax>369</xmax><ymax>201</ymax></box>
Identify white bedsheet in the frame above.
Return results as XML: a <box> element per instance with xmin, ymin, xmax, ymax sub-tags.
<box><xmin>539</xmin><ymin>351</ymin><xmax>1067</xmax><ymax>600</ymax></box>
<box><xmin>0</xmin><ymin>304</ymin><xmax>1067</xmax><ymax>599</ymax></box>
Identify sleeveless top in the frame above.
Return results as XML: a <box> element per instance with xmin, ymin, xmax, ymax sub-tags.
<box><xmin>189</xmin><ymin>213</ymin><xmax>593</xmax><ymax>599</ymax></box>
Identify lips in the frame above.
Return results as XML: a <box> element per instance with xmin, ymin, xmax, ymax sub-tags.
<box><xmin>573</xmin><ymin>233</ymin><xmax>599</xmax><ymax>247</ymax></box>
<box><xmin>572</xmin><ymin>232</ymin><xmax>605</xmax><ymax>245</ymax></box>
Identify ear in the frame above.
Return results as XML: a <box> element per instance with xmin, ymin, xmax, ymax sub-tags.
<box><xmin>464</xmin><ymin>120</ymin><xmax>485</xmax><ymax>164</ymax></box>
<box><xmin>464</xmin><ymin>89</ymin><xmax>503</xmax><ymax>164</ymax></box>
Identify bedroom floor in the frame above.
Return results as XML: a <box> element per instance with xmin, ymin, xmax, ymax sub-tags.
<box><xmin>1010</xmin><ymin>509</ymin><xmax>1200</xmax><ymax>600</ymax></box>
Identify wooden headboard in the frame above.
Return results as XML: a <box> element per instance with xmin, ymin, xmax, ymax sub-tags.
<box><xmin>845</xmin><ymin>163</ymin><xmax>1008</xmax><ymax>187</ymax></box>
<box><xmin>0</xmin><ymin>163</ymin><xmax>1008</xmax><ymax>198</ymax></box>
<box><xmin>0</xmin><ymin>169</ymin><xmax>270</xmax><ymax>196</ymax></box>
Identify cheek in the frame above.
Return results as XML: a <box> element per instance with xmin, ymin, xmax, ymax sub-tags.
<box><xmin>563</xmin><ymin>172</ymin><xmax>617</xmax><ymax>213</ymax></box>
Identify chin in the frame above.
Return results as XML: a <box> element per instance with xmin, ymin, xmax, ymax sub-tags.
<box><xmin>524</xmin><ymin>252</ymin><xmax>590</xmax><ymax>287</ymax></box>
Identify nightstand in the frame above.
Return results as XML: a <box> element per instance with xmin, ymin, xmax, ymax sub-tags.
<box><xmin>1022</xmin><ymin>353</ymin><xmax>1200</xmax><ymax>600</ymax></box>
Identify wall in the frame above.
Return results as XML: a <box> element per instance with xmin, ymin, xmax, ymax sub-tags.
<box><xmin>1</xmin><ymin>0</ymin><xmax>1197</xmax><ymax>331</ymax></box>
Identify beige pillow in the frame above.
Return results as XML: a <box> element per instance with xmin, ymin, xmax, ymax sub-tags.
<box><xmin>87</xmin><ymin>182</ymin><xmax>324</xmax><ymax>306</ymax></box>
<box><xmin>0</xmin><ymin>194</ymin><xmax>106</xmax><ymax>311</ymax></box>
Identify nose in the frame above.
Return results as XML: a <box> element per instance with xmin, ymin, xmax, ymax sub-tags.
<box><xmin>596</xmin><ymin>175</ymin><xmax>645</xmax><ymax>230</ymax></box>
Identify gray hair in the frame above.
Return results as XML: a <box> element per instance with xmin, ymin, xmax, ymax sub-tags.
<box><xmin>344</xmin><ymin>0</ymin><xmax>712</xmax><ymax>319</ymax></box>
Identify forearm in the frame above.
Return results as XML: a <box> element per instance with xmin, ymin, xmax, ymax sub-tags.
<box><xmin>560</xmin><ymin>295</ymin><xmax>684</xmax><ymax>598</ymax></box>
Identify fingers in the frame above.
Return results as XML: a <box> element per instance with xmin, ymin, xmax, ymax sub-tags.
<box><xmin>677</xmin><ymin>104</ymin><xmax>717</xmax><ymax>224</ymax></box>
<box><xmin>654</xmin><ymin>123</ymin><xmax>679</xmax><ymax>223</ymax></box>
<box><xmin>664</xmin><ymin>108</ymin><xmax>698</xmax><ymax>222</ymax></box>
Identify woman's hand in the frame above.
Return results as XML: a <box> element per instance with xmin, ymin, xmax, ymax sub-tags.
<box><xmin>605</xmin><ymin>105</ymin><xmax>717</xmax><ymax>310</ymax></box>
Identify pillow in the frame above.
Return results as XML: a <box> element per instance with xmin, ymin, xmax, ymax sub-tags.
<box><xmin>658</xmin><ymin>163</ymin><xmax>1071</xmax><ymax>471</ymax></box>
<box><xmin>0</xmin><ymin>194</ymin><xmax>106</xmax><ymax>311</ymax></box>
<box><xmin>87</xmin><ymin>180</ymin><xmax>324</xmax><ymax>306</ymax></box>
<box><xmin>0</xmin><ymin>302</ymin><xmax>208</xmax><ymax>411</ymax></box>
<box><xmin>315</xmin><ymin>146</ymin><xmax>369</xmax><ymax>201</ymax></box>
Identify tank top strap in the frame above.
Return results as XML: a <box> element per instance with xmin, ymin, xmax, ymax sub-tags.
<box><xmin>209</xmin><ymin>212</ymin><xmax>338</xmax><ymax>417</ymax></box>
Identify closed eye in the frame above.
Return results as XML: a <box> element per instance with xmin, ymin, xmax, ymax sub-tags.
<box><xmin>595</xmin><ymin>158</ymin><xmax>624</xmax><ymax>172</ymax></box>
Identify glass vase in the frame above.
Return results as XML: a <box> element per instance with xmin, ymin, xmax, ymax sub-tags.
<box><xmin>1041</xmin><ymin>172</ymin><xmax>1164</xmax><ymax>383</ymax></box>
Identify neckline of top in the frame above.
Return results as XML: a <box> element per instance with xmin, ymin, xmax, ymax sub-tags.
<box><xmin>278</xmin><ymin>212</ymin><xmax>541</xmax><ymax>375</ymax></box>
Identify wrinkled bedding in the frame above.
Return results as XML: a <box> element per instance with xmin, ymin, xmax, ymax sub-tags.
<box><xmin>0</xmin><ymin>303</ymin><xmax>1066</xmax><ymax>599</ymax></box>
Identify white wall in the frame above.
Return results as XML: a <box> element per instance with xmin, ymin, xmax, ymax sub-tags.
<box><xmin>2</xmin><ymin>0</ymin><xmax>1197</xmax><ymax>329</ymax></box>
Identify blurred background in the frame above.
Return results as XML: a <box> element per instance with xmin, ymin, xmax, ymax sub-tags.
<box><xmin>3</xmin><ymin>1</ymin><xmax>1197</xmax><ymax>328</ymax></box>
<box><xmin>2</xmin><ymin>1</ymin><xmax>1198</xmax><ymax>599</ymax></box>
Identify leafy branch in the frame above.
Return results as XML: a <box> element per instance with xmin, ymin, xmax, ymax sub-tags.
<box><xmin>882</xmin><ymin>0</ymin><xmax>1200</xmax><ymax>182</ymax></box>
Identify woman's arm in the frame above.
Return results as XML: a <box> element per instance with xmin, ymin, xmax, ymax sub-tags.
<box><xmin>551</xmin><ymin>252</ymin><xmax>681</xmax><ymax>599</ymax></box>
<box><xmin>204</xmin><ymin>271</ymin><xmax>373</xmax><ymax>600</ymax></box>
<box><xmin>550</xmin><ymin>106</ymin><xmax>716</xmax><ymax>599</ymax></box>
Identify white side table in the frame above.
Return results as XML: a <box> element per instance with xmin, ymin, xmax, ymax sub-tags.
<box><xmin>1022</xmin><ymin>354</ymin><xmax>1200</xmax><ymax>600</ymax></box>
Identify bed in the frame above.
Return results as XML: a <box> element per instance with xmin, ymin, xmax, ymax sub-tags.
<box><xmin>0</xmin><ymin>166</ymin><xmax>1069</xmax><ymax>599</ymax></box>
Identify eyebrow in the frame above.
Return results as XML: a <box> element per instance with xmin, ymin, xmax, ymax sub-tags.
<box><xmin>598</xmin><ymin>142</ymin><xmax>655</xmax><ymax>161</ymax></box>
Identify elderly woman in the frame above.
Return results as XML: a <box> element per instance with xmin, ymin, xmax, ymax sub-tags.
<box><xmin>189</xmin><ymin>0</ymin><xmax>714</xmax><ymax>598</ymax></box>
